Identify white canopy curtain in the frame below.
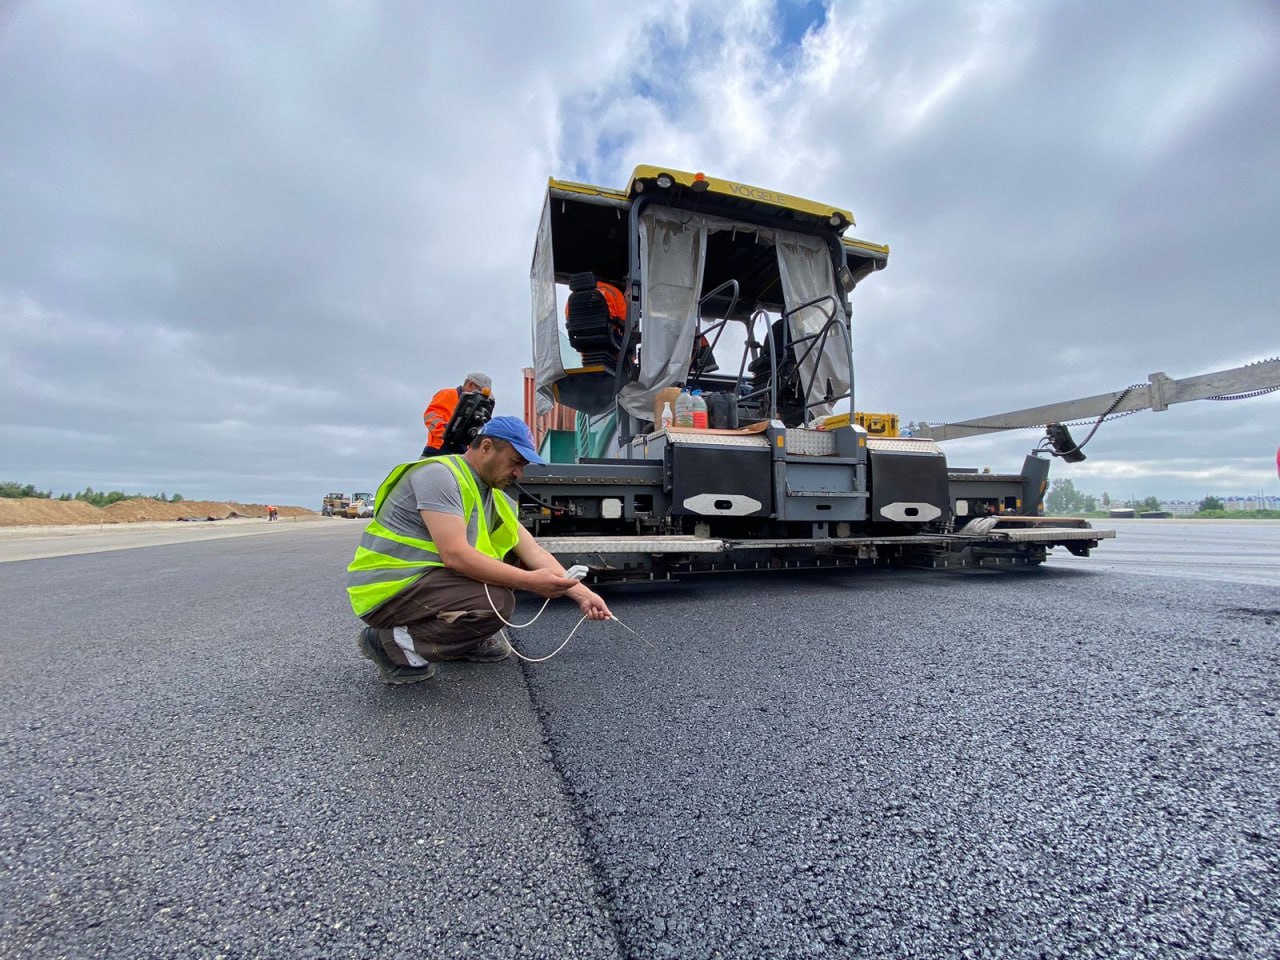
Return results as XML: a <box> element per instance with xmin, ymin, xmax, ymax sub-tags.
<box><xmin>617</xmin><ymin>204</ymin><xmax>707</xmax><ymax>420</ymax></box>
<box><xmin>775</xmin><ymin>232</ymin><xmax>851</xmax><ymax>420</ymax></box>
<box><xmin>535</xmin><ymin>196</ymin><xmax>852</xmax><ymax>424</ymax></box>
<box><xmin>531</xmin><ymin>196</ymin><xmax>563</xmax><ymax>417</ymax></box>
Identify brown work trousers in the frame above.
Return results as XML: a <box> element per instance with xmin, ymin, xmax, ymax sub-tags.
<box><xmin>360</xmin><ymin>568</ymin><xmax>515</xmax><ymax>665</ymax></box>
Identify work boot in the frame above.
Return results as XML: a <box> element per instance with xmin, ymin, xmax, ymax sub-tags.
<box><xmin>462</xmin><ymin>629</ymin><xmax>511</xmax><ymax>663</ymax></box>
<box><xmin>357</xmin><ymin>626</ymin><xmax>436</xmax><ymax>685</ymax></box>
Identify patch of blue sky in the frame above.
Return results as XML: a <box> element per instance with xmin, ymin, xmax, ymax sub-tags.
<box><xmin>631</xmin><ymin>22</ymin><xmax>694</xmax><ymax>116</ymax></box>
<box><xmin>555</xmin><ymin>101</ymin><xmax>630</xmax><ymax>185</ymax></box>
<box><xmin>552</xmin><ymin>96</ymin><xmax>600</xmax><ymax>182</ymax></box>
<box><xmin>774</xmin><ymin>0</ymin><xmax>827</xmax><ymax>59</ymax></box>
<box><xmin>557</xmin><ymin>31</ymin><xmax>690</xmax><ymax>184</ymax></box>
<box><xmin>592</xmin><ymin>129</ymin><xmax>632</xmax><ymax>180</ymax></box>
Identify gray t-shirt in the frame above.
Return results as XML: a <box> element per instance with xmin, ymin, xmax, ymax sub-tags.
<box><xmin>379</xmin><ymin>458</ymin><xmax>515</xmax><ymax>549</ymax></box>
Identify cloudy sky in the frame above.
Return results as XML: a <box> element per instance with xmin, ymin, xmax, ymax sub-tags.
<box><xmin>2</xmin><ymin>0</ymin><xmax>1277</xmax><ymax>507</ymax></box>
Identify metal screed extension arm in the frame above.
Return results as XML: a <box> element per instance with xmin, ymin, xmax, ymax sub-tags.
<box><xmin>911</xmin><ymin>358</ymin><xmax>1280</xmax><ymax>442</ymax></box>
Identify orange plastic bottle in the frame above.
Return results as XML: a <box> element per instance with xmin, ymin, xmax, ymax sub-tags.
<box><xmin>691</xmin><ymin>390</ymin><xmax>708</xmax><ymax>429</ymax></box>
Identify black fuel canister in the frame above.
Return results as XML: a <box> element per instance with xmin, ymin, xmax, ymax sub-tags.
<box><xmin>707</xmin><ymin>392</ymin><xmax>739</xmax><ymax>429</ymax></box>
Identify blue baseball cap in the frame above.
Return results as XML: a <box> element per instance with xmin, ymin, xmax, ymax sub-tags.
<box><xmin>478</xmin><ymin>415</ymin><xmax>545</xmax><ymax>465</ymax></box>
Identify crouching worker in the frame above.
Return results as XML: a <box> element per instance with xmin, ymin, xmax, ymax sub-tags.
<box><xmin>347</xmin><ymin>416</ymin><xmax>612</xmax><ymax>684</ymax></box>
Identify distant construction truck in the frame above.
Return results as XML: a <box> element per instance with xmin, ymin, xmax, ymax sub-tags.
<box><xmin>321</xmin><ymin>492</ymin><xmax>350</xmax><ymax>518</ymax></box>
<box><xmin>346</xmin><ymin>493</ymin><xmax>375</xmax><ymax>519</ymax></box>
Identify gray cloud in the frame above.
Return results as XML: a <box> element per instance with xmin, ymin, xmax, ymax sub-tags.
<box><xmin>2</xmin><ymin>0</ymin><xmax>1276</xmax><ymax>506</ymax></box>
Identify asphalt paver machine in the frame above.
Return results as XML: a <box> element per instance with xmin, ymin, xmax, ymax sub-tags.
<box><xmin>522</xmin><ymin>165</ymin><xmax>1116</xmax><ymax>583</ymax></box>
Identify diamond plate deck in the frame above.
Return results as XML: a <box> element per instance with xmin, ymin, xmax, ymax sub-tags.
<box><xmin>784</xmin><ymin>429</ymin><xmax>835</xmax><ymax>456</ymax></box>
<box><xmin>537</xmin><ymin>536</ymin><xmax>726</xmax><ymax>554</ymax></box>
<box><xmin>988</xmin><ymin>528</ymin><xmax>1116</xmax><ymax>542</ymax></box>
<box><xmin>664</xmin><ymin>432</ymin><xmax>771</xmax><ymax>449</ymax></box>
<box><xmin>867</xmin><ymin>437</ymin><xmax>944</xmax><ymax>454</ymax></box>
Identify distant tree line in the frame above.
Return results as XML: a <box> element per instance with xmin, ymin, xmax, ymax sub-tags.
<box><xmin>1044</xmin><ymin>481</ymin><xmax>1262</xmax><ymax>517</ymax></box>
<box><xmin>1045</xmin><ymin>479</ymin><xmax>1097</xmax><ymax>514</ymax></box>
<box><xmin>0</xmin><ymin>481</ymin><xmax>185</xmax><ymax>507</ymax></box>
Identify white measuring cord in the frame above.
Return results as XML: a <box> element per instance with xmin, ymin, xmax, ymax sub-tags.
<box><xmin>483</xmin><ymin>583</ymin><xmax>589</xmax><ymax>663</ymax></box>
<box><xmin>488</xmin><ymin>592</ymin><xmax>553</xmax><ymax>629</ymax></box>
<box><xmin>483</xmin><ymin>581</ymin><xmax>650</xmax><ymax>664</ymax></box>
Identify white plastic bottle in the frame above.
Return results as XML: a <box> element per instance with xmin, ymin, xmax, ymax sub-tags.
<box><xmin>674</xmin><ymin>388</ymin><xmax>694</xmax><ymax>428</ymax></box>
<box><xmin>660</xmin><ymin>402</ymin><xmax>674</xmax><ymax>431</ymax></box>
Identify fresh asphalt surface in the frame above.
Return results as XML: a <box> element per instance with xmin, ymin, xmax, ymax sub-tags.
<box><xmin>1</xmin><ymin>520</ymin><xmax>1277</xmax><ymax>958</ymax></box>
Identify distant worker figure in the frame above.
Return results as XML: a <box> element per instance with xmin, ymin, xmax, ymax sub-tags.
<box><xmin>422</xmin><ymin>372</ymin><xmax>493</xmax><ymax>458</ymax></box>
<box><xmin>349</xmin><ymin>416</ymin><xmax>612</xmax><ymax>685</ymax></box>
<box><xmin>267</xmin><ymin>505</ymin><xmax>278</xmax><ymax>522</ymax></box>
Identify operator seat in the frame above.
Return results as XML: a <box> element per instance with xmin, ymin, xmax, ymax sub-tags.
<box><xmin>564</xmin><ymin>272</ymin><xmax>627</xmax><ymax>374</ymax></box>
<box><xmin>749</xmin><ymin>317</ymin><xmax>805</xmax><ymax>425</ymax></box>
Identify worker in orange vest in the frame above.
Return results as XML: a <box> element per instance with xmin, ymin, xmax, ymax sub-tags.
<box><xmin>422</xmin><ymin>372</ymin><xmax>493</xmax><ymax>457</ymax></box>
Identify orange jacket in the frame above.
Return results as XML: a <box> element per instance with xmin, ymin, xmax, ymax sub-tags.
<box><xmin>423</xmin><ymin>387</ymin><xmax>460</xmax><ymax>448</ymax></box>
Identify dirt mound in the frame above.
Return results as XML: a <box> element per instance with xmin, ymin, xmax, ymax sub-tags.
<box><xmin>0</xmin><ymin>498</ymin><xmax>105</xmax><ymax>526</ymax></box>
<box><xmin>102</xmin><ymin>499</ymin><xmax>247</xmax><ymax>522</ymax></box>
<box><xmin>0</xmin><ymin>497</ymin><xmax>318</xmax><ymax>527</ymax></box>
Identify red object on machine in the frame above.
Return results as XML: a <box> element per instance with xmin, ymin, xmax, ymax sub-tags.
<box><xmin>523</xmin><ymin>367</ymin><xmax>574</xmax><ymax>448</ymax></box>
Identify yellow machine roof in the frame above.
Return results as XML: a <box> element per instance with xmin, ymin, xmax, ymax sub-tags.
<box><xmin>540</xmin><ymin>165</ymin><xmax>888</xmax><ymax>302</ymax></box>
<box><xmin>627</xmin><ymin>164</ymin><xmax>856</xmax><ymax>228</ymax></box>
<box><xmin>547</xmin><ymin>164</ymin><xmax>867</xmax><ymax>235</ymax></box>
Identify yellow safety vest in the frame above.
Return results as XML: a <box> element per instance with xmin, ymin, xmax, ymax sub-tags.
<box><xmin>346</xmin><ymin>455</ymin><xmax>520</xmax><ymax>616</ymax></box>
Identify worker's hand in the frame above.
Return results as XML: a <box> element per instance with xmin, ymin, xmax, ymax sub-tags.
<box><xmin>574</xmin><ymin>588</ymin><xmax>613</xmax><ymax>621</ymax></box>
<box><xmin>523</xmin><ymin>567</ymin><xmax>580</xmax><ymax>598</ymax></box>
